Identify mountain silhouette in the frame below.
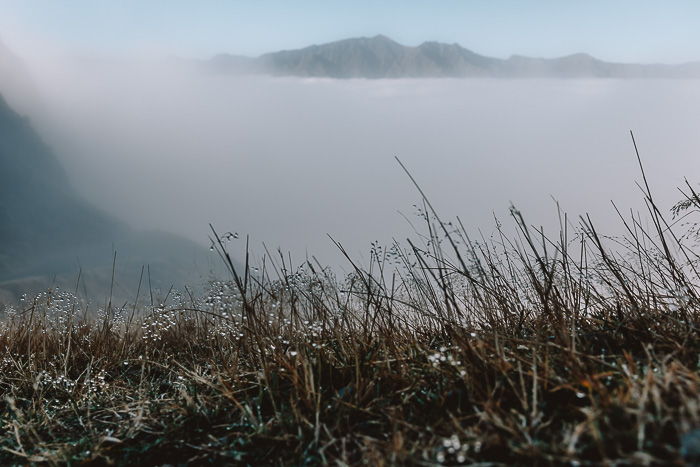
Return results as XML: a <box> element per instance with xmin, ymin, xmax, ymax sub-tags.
<box><xmin>0</xmin><ymin>92</ymin><xmax>219</xmax><ymax>305</ymax></box>
<box><xmin>0</xmin><ymin>92</ymin><xmax>121</xmax><ymax>275</ymax></box>
<box><xmin>0</xmin><ymin>37</ymin><xmax>41</xmax><ymax>116</ymax></box>
<box><xmin>209</xmin><ymin>35</ymin><xmax>700</xmax><ymax>79</ymax></box>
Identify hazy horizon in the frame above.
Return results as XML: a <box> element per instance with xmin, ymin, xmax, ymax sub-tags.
<box><xmin>2</xmin><ymin>3</ymin><xmax>700</xmax><ymax>274</ymax></box>
<box><xmin>22</xmin><ymin>61</ymin><xmax>700</xmax><ymax>271</ymax></box>
<box><xmin>1</xmin><ymin>1</ymin><xmax>700</xmax><ymax>64</ymax></box>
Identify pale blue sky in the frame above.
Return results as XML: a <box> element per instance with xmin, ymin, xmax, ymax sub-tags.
<box><xmin>0</xmin><ymin>1</ymin><xmax>698</xmax><ymax>63</ymax></box>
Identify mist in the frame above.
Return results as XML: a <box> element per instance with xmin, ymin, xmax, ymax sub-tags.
<box><xmin>22</xmin><ymin>58</ymin><xmax>700</xmax><ymax>271</ymax></box>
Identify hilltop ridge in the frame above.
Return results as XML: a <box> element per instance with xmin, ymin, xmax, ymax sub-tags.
<box><xmin>209</xmin><ymin>35</ymin><xmax>700</xmax><ymax>79</ymax></box>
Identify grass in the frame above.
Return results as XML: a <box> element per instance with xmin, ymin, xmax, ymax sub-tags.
<box><xmin>2</xmin><ymin>146</ymin><xmax>700</xmax><ymax>465</ymax></box>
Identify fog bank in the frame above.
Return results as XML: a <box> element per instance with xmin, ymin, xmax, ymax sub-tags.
<box><xmin>24</xmin><ymin>61</ymin><xmax>700</xmax><ymax>270</ymax></box>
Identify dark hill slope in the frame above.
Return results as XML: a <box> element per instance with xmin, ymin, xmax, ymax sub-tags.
<box><xmin>0</xmin><ymin>93</ymin><xmax>218</xmax><ymax>305</ymax></box>
<box><xmin>0</xmin><ymin>37</ymin><xmax>38</xmax><ymax>115</ymax></box>
<box><xmin>0</xmin><ymin>93</ymin><xmax>124</xmax><ymax>281</ymax></box>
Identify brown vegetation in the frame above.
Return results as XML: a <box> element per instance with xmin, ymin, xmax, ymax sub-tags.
<box><xmin>2</xmin><ymin>147</ymin><xmax>700</xmax><ymax>465</ymax></box>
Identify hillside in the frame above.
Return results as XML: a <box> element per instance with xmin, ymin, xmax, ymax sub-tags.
<box><xmin>0</xmin><ymin>92</ymin><xmax>216</xmax><ymax>304</ymax></box>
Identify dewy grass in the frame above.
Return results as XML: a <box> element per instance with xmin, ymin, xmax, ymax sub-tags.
<box><xmin>2</xmin><ymin>146</ymin><xmax>700</xmax><ymax>465</ymax></box>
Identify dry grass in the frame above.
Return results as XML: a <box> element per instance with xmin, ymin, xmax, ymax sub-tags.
<box><xmin>2</xmin><ymin>150</ymin><xmax>700</xmax><ymax>466</ymax></box>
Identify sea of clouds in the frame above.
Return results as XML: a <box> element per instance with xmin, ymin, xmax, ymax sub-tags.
<box><xmin>25</xmin><ymin>59</ymin><xmax>700</xmax><ymax>270</ymax></box>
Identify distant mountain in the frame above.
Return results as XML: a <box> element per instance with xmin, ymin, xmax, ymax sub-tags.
<box><xmin>0</xmin><ymin>91</ymin><xmax>219</xmax><ymax>305</ymax></box>
<box><xmin>208</xmin><ymin>35</ymin><xmax>700</xmax><ymax>79</ymax></box>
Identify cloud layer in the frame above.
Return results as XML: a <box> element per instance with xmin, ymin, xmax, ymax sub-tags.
<box><xmin>25</xmin><ymin>61</ymin><xmax>700</xmax><ymax>270</ymax></box>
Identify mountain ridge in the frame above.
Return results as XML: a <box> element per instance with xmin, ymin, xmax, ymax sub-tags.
<box><xmin>208</xmin><ymin>35</ymin><xmax>700</xmax><ymax>79</ymax></box>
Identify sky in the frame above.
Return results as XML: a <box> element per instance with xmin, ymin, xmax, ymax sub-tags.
<box><xmin>0</xmin><ymin>1</ymin><xmax>699</xmax><ymax>64</ymax></box>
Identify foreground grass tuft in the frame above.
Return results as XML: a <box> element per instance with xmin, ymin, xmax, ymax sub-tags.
<box><xmin>3</xmin><ymin>165</ymin><xmax>700</xmax><ymax>465</ymax></box>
